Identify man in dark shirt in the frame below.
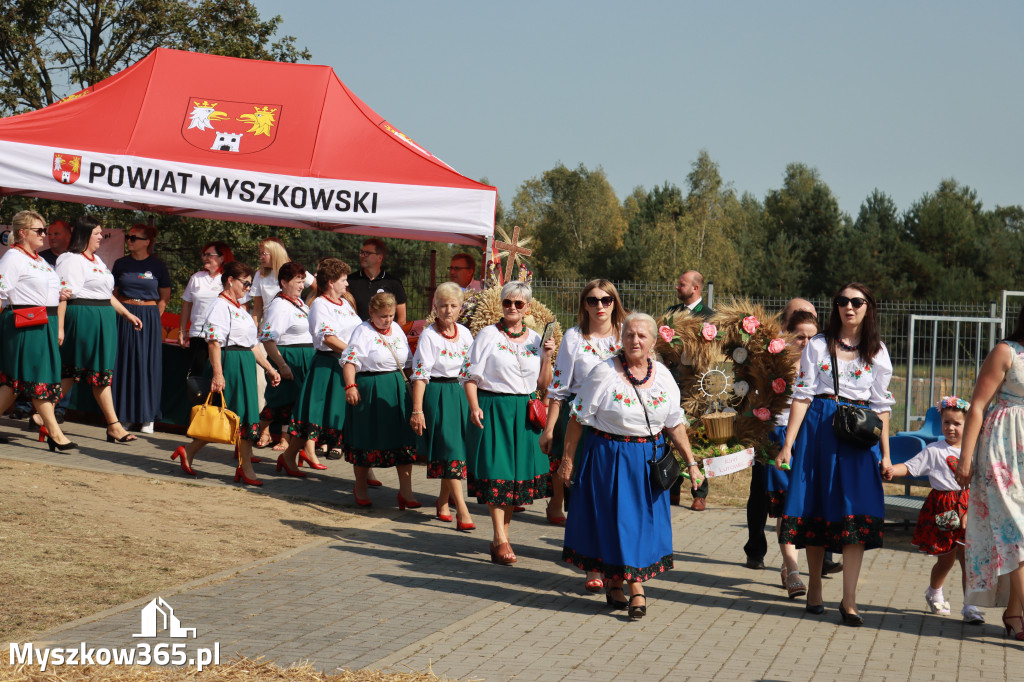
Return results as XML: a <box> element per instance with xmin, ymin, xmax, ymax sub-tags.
<box><xmin>37</xmin><ymin>219</ymin><xmax>71</xmax><ymax>266</ymax></box>
<box><xmin>348</xmin><ymin>238</ymin><xmax>408</xmax><ymax>323</ymax></box>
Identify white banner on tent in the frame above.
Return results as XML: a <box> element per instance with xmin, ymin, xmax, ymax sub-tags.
<box><xmin>0</xmin><ymin>141</ymin><xmax>495</xmax><ymax>241</ymax></box>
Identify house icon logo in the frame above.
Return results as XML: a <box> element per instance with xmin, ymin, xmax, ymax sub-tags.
<box><xmin>132</xmin><ymin>597</ymin><xmax>197</xmax><ymax>639</ymax></box>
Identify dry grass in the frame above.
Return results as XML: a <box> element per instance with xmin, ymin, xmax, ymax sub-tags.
<box><xmin>0</xmin><ymin>459</ymin><xmax>351</xmax><ymax>644</ymax></box>
<box><xmin>0</xmin><ymin>655</ymin><xmax>465</xmax><ymax>681</ymax></box>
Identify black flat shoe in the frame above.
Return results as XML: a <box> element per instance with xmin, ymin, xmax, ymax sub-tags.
<box><xmin>805</xmin><ymin>603</ymin><xmax>825</xmax><ymax>615</ymax></box>
<box><xmin>628</xmin><ymin>593</ymin><xmax>646</xmax><ymax>620</ymax></box>
<box><xmin>839</xmin><ymin>600</ymin><xmax>863</xmax><ymax>626</ymax></box>
<box><xmin>605</xmin><ymin>588</ymin><xmax>628</xmax><ymax>610</ymax></box>
<box><xmin>744</xmin><ymin>556</ymin><xmax>765</xmax><ymax>570</ymax></box>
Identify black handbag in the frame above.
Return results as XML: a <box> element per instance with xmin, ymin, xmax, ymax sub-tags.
<box><xmin>632</xmin><ymin>383</ymin><xmax>681</xmax><ymax>490</ymax></box>
<box><xmin>829</xmin><ymin>351</ymin><xmax>882</xmax><ymax>448</ymax></box>
<box><xmin>185</xmin><ymin>374</ymin><xmax>212</xmax><ymax>405</ymax></box>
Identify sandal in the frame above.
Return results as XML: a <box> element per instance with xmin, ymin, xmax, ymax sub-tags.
<box><xmin>255</xmin><ymin>431</ymin><xmax>272</xmax><ymax>448</ymax></box>
<box><xmin>606</xmin><ymin>586</ymin><xmax>628</xmax><ymax>610</ymax></box>
<box><xmin>490</xmin><ymin>541</ymin><xmax>517</xmax><ymax>565</ymax></box>
<box><xmin>271</xmin><ymin>440</ymin><xmax>288</xmax><ymax>452</ymax></box>
<box><xmin>628</xmin><ymin>593</ymin><xmax>647</xmax><ymax>619</ymax></box>
<box><xmin>785</xmin><ymin>570</ymin><xmax>807</xmax><ymax>599</ymax></box>
<box><xmin>584</xmin><ymin>573</ymin><xmax>604</xmax><ymax>593</ymax></box>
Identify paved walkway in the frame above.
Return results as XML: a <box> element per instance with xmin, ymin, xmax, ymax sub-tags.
<box><xmin>1</xmin><ymin>419</ymin><xmax>1018</xmax><ymax>680</ymax></box>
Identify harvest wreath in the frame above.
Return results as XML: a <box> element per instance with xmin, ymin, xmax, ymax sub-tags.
<box><xmin>655</xmin><ymin>299</ymin><xmax>798</xmax><ymax>463</ymax></box>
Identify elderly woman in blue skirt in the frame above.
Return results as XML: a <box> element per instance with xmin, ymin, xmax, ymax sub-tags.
<box><xmin>461</xmin><ymin>281</ymin><xmax>556</xmax><ymax>565</ymax></box>
<box><xmin>276</xmin><ymin>258</ymin><xmax>361</xmax><ymax>475</ymax></box>
<box><xmin>343</xmin><ymin>292</ymin><xmax>418</xmax><ymax>508</ymax></box>
<box><xmin>410</xmin><ymin>282</ymin><xmax>475</xmax><ymax>530</ymax></box>
<box><xmin>540</xmin><ymin>278</ymin><xmax>625</xmax><ymax>525</ymax></box>
<box><xmin>558</xmin><ymin>312</ymin><xmax>702</xmax><ymax>619</ymax></box>
<box><xmin>0</xmin><ymin>210</ymin><xmax>76</xmax><ymax>450</ymax></box>
<box><xmin>171</xmin><ymin>261</ymin><xmax>281</xmax><ymax>485</ymax></box>
<box><xmin>56</xmin><ymin>216</ymin><xmax>143</xmax><ymax>444</ymax></box>
<box><xmin>112</xmin><ymin>223</ymin><xmax>171</xmax><ymax>434</ymax></box>
<box><xmin>775</xmin><ymin>282</ymin><xmax>894</xmax><ymax>626</ymax></box>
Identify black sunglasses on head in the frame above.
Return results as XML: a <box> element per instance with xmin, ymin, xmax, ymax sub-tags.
<box><xmin>501</xmin><ymin>299</ymin><xmax>525</xmax><ymax>309</ymax></box>
<box><xmin>585</xmin><ymin>296</ymin><xmax>614</xmax><ymax>308</ymax></box>
<box><xmin>835</xmin><ymin>296</ymin><xmax>868</xmax><ymax>309</ymax></box>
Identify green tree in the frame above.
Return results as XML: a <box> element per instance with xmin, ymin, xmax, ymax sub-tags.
<box><xmin>828</xmin><ymin>189</ymin><xmax>914</xmax><ymax>299</ymax></box>
<box><xmin>510</xmin><ymin>163</ymin><xmax>625</xmax><ymax>280</ymax></box>
<box><xmin>0</xmin><ymin>0</ymin><xmax>310</xmax><ymax>114</ymax></box>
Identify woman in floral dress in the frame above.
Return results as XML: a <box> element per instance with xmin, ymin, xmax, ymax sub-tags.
<box><xmin>956</xmin><ymin>304</ymin><xmax>1024</xmax><ymax>641</ymax></box>
<box><xmin>540</xmin><ymin>279</ymin><xmax>625</xmax><ymax>526</ymax></box>
<box><xmin>775</xmin><ymin>282</ymin><xmax>894</xmax><ymax>626</ymax></box>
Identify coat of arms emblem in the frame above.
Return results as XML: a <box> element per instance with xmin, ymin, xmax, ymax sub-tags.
<box><xmin>181</xmin><ymin>98</ymin><xmax>282</xmax><ymax>154</ymax></box>
<box><xmin>52</xmin><ymin>153</ymin><xmax>82</xmax><ymax>184</ymax></box>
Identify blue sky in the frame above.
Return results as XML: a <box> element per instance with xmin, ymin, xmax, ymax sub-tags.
<box><xmin>254</xmin><ymin>1</ymin><xmax>1022</xmax><ymax>217</ymax></box>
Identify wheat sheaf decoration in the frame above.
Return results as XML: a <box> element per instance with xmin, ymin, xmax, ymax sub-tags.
<box><xmin>655</xmin><ymin>298</ymin><xmax>799</xmax><ymax>457</ymax></box>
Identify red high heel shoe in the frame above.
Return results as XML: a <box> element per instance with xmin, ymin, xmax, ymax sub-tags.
<box><xmin>354</xmin><ymin>488</ymin><xmax>372</xmax><ymax>507</ymax></box>
<box><xmin>234</xmin><ymin>467</ymin><xmax>263</xmax><ymax>486</ymax></box>
<box><xmin>397</xmin><ymin>493</ymin><xmax>422</xmax><ymax>510</ymax></box>
<box><xmin>298</xmin><ymin>451</ymin><xmax>328</xmax><ymax>470</ymax></box>
<box><xmin>38</xmin><ymin>426</ymin><xmax>48</xmax><ymax>442</ymax></box>
<box><xmin>435</xmin><ymin>499</ymin><xmax>453</xmax><ymax>522</ymax></box>
<box><xmin>275</xmin><ymin>454</ymin><xmax>307</xmax><ymax>478</ymax></box>
<box><xmin>546</xmin><ymin>505</ymin><xmax>567</xmax><ymax>526</ymax></box>
<box><xmin>171</xmin><ymin>446</ymin><xmax>196</xmax><ymax>477</ymax></box>
<box><xmin>250</xmin><ymin>455</ymin><xmax>263</xmax><ymax>464</ymax></box>
<box><xmin>456</xmin><ymin>519</ymin><xmax>476</xmax><ymax>531</ymax></box>
<box><xmin>367</xmin><ymin>478</ymin><xmax>383</xmax><ymax>487</ymax></box>
<box><xmin>1003</xmin><ymin>613</ymin><xmax>1024</xmax><ymax>641</ymax></box>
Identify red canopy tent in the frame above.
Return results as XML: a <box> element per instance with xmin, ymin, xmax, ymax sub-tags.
<box><xmin>0</xmin><ymin>48</ymin><xmax>496</xmax><ymax>246</ymax></box>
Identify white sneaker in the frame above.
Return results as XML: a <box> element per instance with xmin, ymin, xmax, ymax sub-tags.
<box><xmin>961</xmin><ymin>605</ymin><xmax>985</xmax><ymax>625</ymax></box>
<box><xmin>925</xmin><ymin>588</ymin><xmax>950</xmax><ymax>615</ymax></box>
<box><xmin>140</xmin><ymin>422</ymin><xmax>154</xmax><ymax>434</ymax></box>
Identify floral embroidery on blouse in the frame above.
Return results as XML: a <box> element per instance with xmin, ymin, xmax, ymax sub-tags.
<box><xmin>458</xmin><ymin>359</ymin><xmax>471</xmax><ymax>380</ymax></box>
<box><xmin>582</xmin><ymin>341</ymin><xmax>622</xmax><ymax>358</ymax></box>
<box><xmin>438</xmin><ymin>347</ymin><xmax>467</xmax><ymax>358</ymax></box>
<box><xmin>551</xmin><ymin>367</ymin><xmax>563</xmax><ymax>390</ymax></box>
<box><xmin>412</xmin><ymin>359</ymin><xmax>427</xmax><ymax>379</ymax></box>
<box><xmin>817</xmin><ymin>360</ymin><xmax>831</xmax><ymax>374</ymax></box>
<box><xmin>647</xmin><ymin>391</ymin><xmax>668</xmax><ymax>408</ymax></box>
<box><xmin>612</xmin><ymin>391</ymin><xmax>637</xmax><ymax>406</ymax></box>
<box><xmin>373</xmin><ymin>335</ymin><xmax>405</xmax><ymax>352</ymax></box>
<box><xmin>342</xmin><ymin>347</ymin><xmax>358</xmax><ymax>364</ymax></box>
<box><xmin>496</xmin><ymin>340</ymin><xmax>539</xmax><ymax>357</ymax></box>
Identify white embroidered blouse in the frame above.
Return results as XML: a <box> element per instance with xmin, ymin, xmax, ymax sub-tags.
<box><xmin>258</xmin><ymin>294</ymin><xmax>313</xmax><ymax>346</ymax></box>
<box><xmin>181</xmin><ymin>271</ymin><xmax>224</xmax><ymax>339</ymax></box>
<box><xmin>571</xmin><ymin>358</ymin><xmax>684</xmax><ymax>436</ymax></box>
<box><xmin>251</xmin><ymin>270</ymin><xmax>315</xmax><ymax>302</ymax></box>
<box><xmin>202</xmin><ymin>296</ymin><xmax>257</xmax><ymax>347</ymax></box>
<box><xmin>0</xmin><ymin>247</ymin><xmax>61</xmax><ymax>306</ymax></box>
<box><xmin>307</xmin><ymin>296</ymin><xmax>361</xmax><ymax>352</ymax></box>
<box><xmin>342</xmin><ymin>321</ymin><xmax>411</xmax><ymax>372</ymax></box>
<box><xmin>411</xmin><ymin>323</ymin><xmax>472</xmax><ymax>382</ymax></box>
<box><xmin>547</xmin><ymin>326</ymin><xmax>621</xmax><ymax>401</ymax></box>
<box><xmin>792</xmin><ymin>334</ymin><xmax>895</xmax><ymax>413</ymax></box>
<box><xmin>56</xmin><ymin>252</ymin><xmax>114</xmax><ymax>300</ymax></box>
<box><xmin>459</xmin><ymin>324</ymin><xmax>543</xmax><ymax>395</ymax></box>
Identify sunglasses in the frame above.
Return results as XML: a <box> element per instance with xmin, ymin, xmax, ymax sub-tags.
<box><xmin>501</xmin><ymin>299</ymin><xmax>526</xmax><ymax>309</ymax></box>
<box><xmin>126</xmin><ymin>235</ymin><xmax>150</xmax><ymax>242</ymax></box>
<box><xmin>835</xmin><ymin>296</ymin><xmax>868</xmax><ymax>309</ymax></box>
<box><xmin>28</xmin><ymin>228</ymin><xmax>47</xmax><ymax>235</ymax></box>
<box><xmin>586</xmin><ymin>296</ymin><xmax>614</xmax><ymax>308</ymax></box>
<box><xmin>359</xmin><ymin>250</ymin><xmax>379</xmax><ymax>257</ymax></box>
<box><xmin>201</xmin><ymin>252</ymin><xmax>220</xmax><ymax>258</ymax></box>
<box><xmin>239</xmin><ymin>280</ymin><xmax>252</xmax><ymax>289</ymax></box>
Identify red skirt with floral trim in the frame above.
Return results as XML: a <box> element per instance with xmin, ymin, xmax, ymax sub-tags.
<box><xmin>912</xmin><ymin>489</ymin><xmax>968</xmax><ymax>555</ymax></box>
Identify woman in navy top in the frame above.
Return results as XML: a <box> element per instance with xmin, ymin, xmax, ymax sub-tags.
<box><xmin>112</xmin><ymin>224</ymin><xmax>171</xmax><ymax>432</ymax></box>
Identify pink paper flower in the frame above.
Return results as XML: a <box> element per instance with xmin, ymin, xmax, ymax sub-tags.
<box><xmin>701</xmin><ymin>323</ymin><xmax>717</xmax><ymax>341</ymax></box>
<box><xmin>658</xmin><ymin>325</ymin><xmax>675</xmax><ymax>343</ymax></box>
<box><xmin>742</xmin><ymin>316</ymin><xmax>760</xmax><ymax>334</ymax></box>
<box><xmin>768</xmin><ymin>338</ymin><xmax>786</xmax><ymax>354</ymax></box>
<box><xmin>771</xmin><ymin>378</ymin><xmax>787</xmax><ymax>394</ymax></box>
<box><xmin>753</xmin><ymin>407</ymin><xmax>771</xmax><ymax>421</ymax></box>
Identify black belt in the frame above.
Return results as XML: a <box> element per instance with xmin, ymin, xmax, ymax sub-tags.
<box><xmin>222</xmin><ymin>345</ymin><xmax>249</xmax><ymax>352</ymax></box>
<box><xmin>592</xmin><ymin>428</ymin><xmax>662</xmax><ymax>443</ymax></box>
<box><xmin>10</xmin><ymin>304</ymin><xmax>58</xmax><ymax>314</ymax></box>
<box><xmin>478</xmin><ymin>389</ymin><xmax>529</xmax><ymax>397</ymax></box>
<box><xmin>431</xmin><ymin>377</ymin><xmax>459</xmax><ymax>383</ymax></box>
<box><xmin>280</xmin><ymin>343</ymin><xmax>314</xmax><ymax>348</ymax></box>
<box><xmin>67</xmin><ymin>299</ymin><xmax>111</xmax><ymax>307</ymax></box>
<box><xmin>358</xmin><ymin>370</ymin><xmax>401</xmax><ymax>377</ymax></box>
<box><xmin>814</xmin><ymin>392</ymin><xmax>870</xmax><ymax>407</ymax></box>
<box><xmin>316</xmin><ymin>350</ymin><xmax>341</xmax><ymax>358</ymax></box>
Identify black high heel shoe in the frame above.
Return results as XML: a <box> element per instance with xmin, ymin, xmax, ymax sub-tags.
<box><xmin>839</xmin><ymin>600</ymin><xmax>864</xmax><ymax>626</ymax></box>
<box><xmin>628</xmin><ymin>593</ymin><xmax>647</xmax><ymax>620</ymax></box>
<box><xmin>605</xmin><ymin>587</ymin><xmax>628</xmax><ymax>610</ymax></box>
<box><xmin>106</xmin><ymin>421</ymin><xmax>137</xmax><ymax>443</ymax></box>
<box><xmin>47</xmin><ymin>436</ymin><xmax>78</xmax><ymax>452</ymax></box>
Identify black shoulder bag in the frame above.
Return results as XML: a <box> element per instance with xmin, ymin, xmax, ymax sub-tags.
<box><xmin>830</xmin><ymin>351</ymin><xmax>882</xmax><ymax>448</ymax></box>
<box><xmin>632</xmin><ymin>383</ymin><xmax>680</xmax><ymax>490</ymax></box>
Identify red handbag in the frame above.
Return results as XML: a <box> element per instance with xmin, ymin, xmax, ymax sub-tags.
<box><xmin>528</xmin><ymin>396</ymin><xmax>548</xmax><ymax>429</ymax></box>
<box><xmin>13</xmin><ymin>306</ymin><xmax>48</xmax><ymax>328</ymax></box>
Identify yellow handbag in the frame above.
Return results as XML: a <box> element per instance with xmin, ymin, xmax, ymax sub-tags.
<box><xmin>186</xmin><ymin>391</ymin><xmax>240</xmax><ymax>445</ymax></box>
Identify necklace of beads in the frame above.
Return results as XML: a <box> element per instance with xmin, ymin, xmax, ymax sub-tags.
<box><xmin>436</xmin><ymin>322</ymin><xmax>458</xmax><ymax>340</ymax></box>
<box><xmin>620</xmin><ymin>353</ymin><xmax>653</xmax><ymax>386</ymax></box>
<box><xmin>838</xmin><ymin>338</ymin><xmax>859</xmax><ymax>352</ymax></box>
<box><xmin>499</xmin><ymin>321</ymin><xmax>526</xmax><ymax>338</ymax></box>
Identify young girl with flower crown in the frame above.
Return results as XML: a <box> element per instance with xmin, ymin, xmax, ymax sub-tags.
<box><xmin>884</xmin><ymin>396</ymin><xmax>984</xmax><ymax>625</ymax></box>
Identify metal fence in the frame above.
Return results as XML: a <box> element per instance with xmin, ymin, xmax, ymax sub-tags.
<box><xmin>530</xmin><ymin>277</ymin><xmax>1001</xmax><ymax>430</ymax></box>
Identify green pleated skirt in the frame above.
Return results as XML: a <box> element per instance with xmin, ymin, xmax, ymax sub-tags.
<box><xmin>0</xmin><ymin>308</ymin><xmax>62</xmax><ymax>401</ymax></box>
<box><xmin>262</xmin><ymin>344</ymin><xmax>315</xmax><ymax>419</ymax></box>
<box><xmin>343</xmin><ymin>370</ymin><xmax>417</xmax><ymax>467</ymax></box>
<box><xmin>216</xmin><ymin>348</ymin><xmax>260</xmax><ymax>442</ymax></box>
<box><xmin>466</xmin><ymin>390</ymin><xmax>550</xmax><ymax>506</ymax></box>
<box><xmin>61</xmin><ymin>302</ymin><xmax>117</xmax><ymax>387</ymax></box>
<box><xmin>420</xmin><ymin>380</ymin><xmax>470</xmax><ymax>479</ymax></box>
<box><xmin>288</xmin><ymin>351</ymin><xmax>347</xmax><ymax>441</ymax></box>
